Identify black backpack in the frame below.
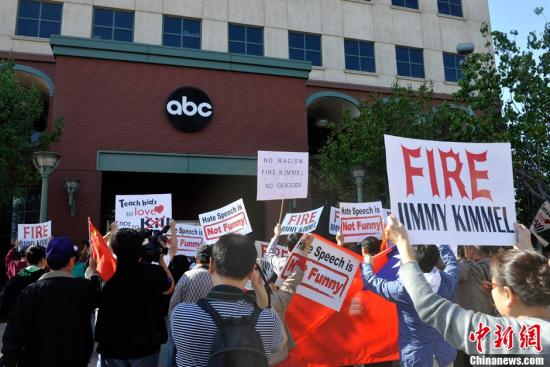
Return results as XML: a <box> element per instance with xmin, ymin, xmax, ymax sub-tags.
<box><xmin>197</xmin><ymin>298</ymin><xmax>268</xmax><ymax>367</ymax></box>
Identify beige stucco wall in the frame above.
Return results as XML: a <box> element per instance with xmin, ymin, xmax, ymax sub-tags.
<box><xmin>0</xmin><ymin>0</ymin><xmax>491</xmax><ymax>94</ymax></box>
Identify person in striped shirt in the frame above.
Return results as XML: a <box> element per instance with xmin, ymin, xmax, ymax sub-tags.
<box><xmin>171</xmin><ymin>233</ymin><xmax>285</xmax><ymax>367</ymax></box>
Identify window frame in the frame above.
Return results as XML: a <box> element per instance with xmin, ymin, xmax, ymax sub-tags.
<box><xmin>391</xmin><ymin>0</ymin><xmax>419</xmax><ymax>10</ymax></box>
<box><xmin>92</xmin><ymin>7</ymin><xmax>135</xmax><ymax>43</ymax></box>
<box><xmin>442</xmin><ymin>52</ymin><xmax>464</xmax><ymax>82</ymax></box>
<box><xmin>162</xmin><ymin>15</ymin><xmax>201</xmax><ymax>49</ymax></box>
<box><xmin>288</xmin><ymin>31</ymin><xmax>322</xmax><ymax>67</ymax></box>
<box><xmin>228</xmin><ymin>23</ymin><xmax>264</xmax><ymax>56</ymax></box>
<box><xmin>344</xmin><ymin>38</ymin><xmax>376</xmax><ymax>73</ymax></box>
<box><xmin>15</xmin><ymin>0</ymin><xmax>63</xmax><ymax>39</ymax></box>
<box><xmin>437</xmin><ymin>0</ymin><xmax>463</xmax><ymax>17</ymax></box>
<box><xmin>395</xmin><ymin>45</ymin><xmax>425</xmax><ymax>79</ymax></box>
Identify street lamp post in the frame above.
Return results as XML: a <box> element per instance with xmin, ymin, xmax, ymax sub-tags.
<box><xmin>33</xmin><ymin>151</ymin><xmax>61</xmax><ymax>222</ymax></box>
<box><xmin>350</xmin><ymin>165</ymin><xmax>367</xmax><ymax>203</ymax></box>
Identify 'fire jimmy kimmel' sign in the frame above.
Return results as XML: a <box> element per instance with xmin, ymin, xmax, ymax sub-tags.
<box><xmin>166</xmin><ymin>87</ymin><xmax>213</xmax><ymax>132</ymax></box>
<box><xmin>385</xmin><ymin>135</ymin><xmax>516</xmax><ymax>246</ymax></box>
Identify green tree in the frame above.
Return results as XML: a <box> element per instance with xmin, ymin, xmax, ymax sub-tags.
<box><xmin>318</xmin><ymin>10</ymin><xmax>549</xmax><ymax>223</ymax></box>
<box><xmin>0</xmin><ymin>60</ymin><xmax>62</xmax><ymax>206</ymax></box>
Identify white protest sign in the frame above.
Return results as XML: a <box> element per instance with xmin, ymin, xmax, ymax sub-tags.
<box><xmin>277</xmin><ymin>234</ymin><xmax>360</xmax><ymax>312</ymax></box>
<box><xmin>257</xmin><ymin>151</ymin><xmax>309</xmax><ymax>200</ymax></box>
<box><xmin>385</xmin><ymin>135</ymin><xmax>516</xmax><ymax>246</ymax></box>
<box><xmin>329</xmin><ymin>207</ymin><xmax>340</xmax><ymax>235</ymax></box>
<box><xmin>530</xmin><ymin>202</ymin><xmax>550</xmax><ymax>247</ymax></box>
<box><xmin>169</xmin><ymin>223</ymin><xmax>205</xmax><ymax>256</ymax></box>
<box><xmin>199</xmin><ymin>199</ymin><xmax>252</xmax><ymax>244</ymax></box>
<box><xmin>280</xmin><ymin>207</ymin><xmax>324</xmax><ymax>235</ymax></box>
<box><xmin>254</xmin><ymin>240</ymin><xmax>289</xmax><ymax>280</ymax></box>
<box><xmin>115</xmin><ymin>194</ymin><xmax>172</xmax><ymax>230</ymax></box>
<box><xmin>17</xmin><ymin>221</ymin><xmax>51</xmax><ymax>248</ymax></box>
<box><xmin>339</xmin><ymin>201</ymin><xmax>384</xmax><ymax>242</ymax></box>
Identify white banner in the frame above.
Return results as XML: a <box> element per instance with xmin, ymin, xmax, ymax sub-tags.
<box><xmin>277</xmin><ymin>235</ymin><xmax>360</xmax><ymax>312</ymax></box>
<box><xmin>339</xmin><ymin>201</ymin><xmax>384</xmax><ymax>242</ymax></box>
<box><xmin>169</xmin><ymin>223</ymin><xmax>205</xmax><ymax>257</ymax></box>
<box><xmin>329</xmin><ymin>207</ymin><xmax>340</xmax><ymax>235</ymax></box>
<box><xmin>385</xmin><ymin>135</ymin><xmax>516</xmax><ymax>246</ymax></box>
<box><xmin>115</xmin><ymin>194</ymin><xmax>172</xmax><ymax>230</ymax></box>
<box><xmin>257</xmin><ymin>151</ymin><xmax>309</xmax><ymax>200</ymax></box>
<box><xmin>199</xmin><ymin>199</ymin><xmax>252</xmax><ymax>244</ymax></box>
<box><xmin>254</xmin><ymin>240</ymin><xmax>289</xmax><ymax>280</ymax></box>
<box><xmin>530</xmin><ymin>201</ymin><xmax>550</xmax><ymax>247</ymax></box>
<box><xmin>280</xmin><ymin>207</ymin><xmax>324</xmax><ymax>235</ymax></box>
<box><xmin>17</xmin><ymin>221</ymin><xmax>51</xmax><ymax>248</ymax></box>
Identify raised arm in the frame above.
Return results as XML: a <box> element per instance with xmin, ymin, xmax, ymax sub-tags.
<box><xmin>168</xmin><ymin>220</ymin><xmax>178</xmax><ymax>260</ymax></box>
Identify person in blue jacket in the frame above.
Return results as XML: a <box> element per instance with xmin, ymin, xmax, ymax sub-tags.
<box><xmin>362</xmin><ymin>244</ymin><xmax>460</xmax><ymax>367</ymax></box>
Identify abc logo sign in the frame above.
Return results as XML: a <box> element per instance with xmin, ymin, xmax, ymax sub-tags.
<box><xmin>165</xmin><ymin>87</ymin><xmax>213</xmax><ymax>132</ymax></box>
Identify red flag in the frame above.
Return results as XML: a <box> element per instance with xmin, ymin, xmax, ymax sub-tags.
<box><xmin>88</xmin><ymin>218</ymin><xmax>117</xmax><ymax>282</ymax></box>
<box><xmin>286</xmin><ymin>235</ymin><xmax>399</xmax><ymax>366</ymax></box>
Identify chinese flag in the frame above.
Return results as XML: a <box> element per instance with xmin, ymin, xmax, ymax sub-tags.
<box><xmin>286</xmin><ymin>235</ymin><xmax>399</xmax><ymax>366</ymax></box>
<box><xmin>88</xmin><ymin>218</ymin><xmax>117</xmax><ymax>282</ymax></box>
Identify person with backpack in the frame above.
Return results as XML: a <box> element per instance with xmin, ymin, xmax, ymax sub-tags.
<box><xmin>171</xmin><ymin>233</ymin><xmax>285</xmax><ymax>367</ymax></box>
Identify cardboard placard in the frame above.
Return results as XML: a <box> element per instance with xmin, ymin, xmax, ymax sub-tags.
<box><xmin>254</xmin><ymin>240</ymin><xmax>290</xmax><ymax>280</ymax></box>
<box><xmin>385</xmin><ymin>135</ymin><xmax>516</xmax><ymax>246</ymax></box>
<box><xmin>339</xmin><ymin>202</ymin><xmax>384</xmax><ymax>242</ymax></box>
<box><xmin>115</xmin><ymin>194</ymin><xmax>172</xmax><ymax>230</ymax></box>
<box><xmin>199</xmin><ymin>199</ymin><xmax>252</xmax><ymax>244</ymax></box>
<box><xmin>257</xmin><ymin>151</ymin><xmax>309</xmax><ymax>200</ymax></box>
<box><xmin>277</xmin><ymin>234</ymin><xmax>361</xmax><ymax>312</ymax></box>
<box><xmin>280</xmin><ymin>207</ymin><xmax>324</xmax><ymax>235</ymax></box>
<box><xmin>329</xmin><ymin>207</ymin><xmax>340</xmax><ymax>235</ymax></box>
<box><xmin>169</xmin><ymin>223</ymin><xmax>205</xmax><ymax>257</ymax></box>
<box><xmin>17</xmin><ymin>221</ymin><xmax>51</xmax><ymax>248</ymax></box>
<box><xmin>530</xmin><ymin>201</ymin><xmax>550</xmax><ymax>247</ymax></box>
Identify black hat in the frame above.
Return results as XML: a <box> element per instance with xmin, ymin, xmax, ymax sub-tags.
<box><xmin>196</xmin><ymin>244</ymin><xmax>212</xmax><ymax>262</ymax></box>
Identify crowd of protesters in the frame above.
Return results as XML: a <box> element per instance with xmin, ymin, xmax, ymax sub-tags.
<box><xmin>0</xmin><ymin>212</ymin><xmax>548</xmax><ymax>367</ymax></box>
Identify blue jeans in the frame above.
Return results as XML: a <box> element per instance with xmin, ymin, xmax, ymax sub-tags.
<box><xmin>100</xmin><ymin>351</ymin><xmax>160</xmax><ymax>367</ymax></box>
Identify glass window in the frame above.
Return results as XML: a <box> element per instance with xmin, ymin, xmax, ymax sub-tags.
<box><xmin>392</xmin><ymin>0</ymin><xmax>419</xmax><ymax>10</ymax></box>
<box><xmin>92</xmin><ymin>7</ymin><xmax>134</xmax><ymax>42</ymax></box>
<box><xmin>395</xmin><ymin>46</ymin><xmax>425</xmax><ymax>78</ymax></box>
<box><xmin>162</xmin><ymin>16</ymin><xmax>201</xmax><ymax>49</ymax></box>
<box><xmin>442</xmin><ymin>52</ymin><xmax>464</xmax><ymax>82</ymax></box>
<box><xmin>288</xmin><ymin>32</ymin><xmax>322</xmax><ymax>66</ymax></box>
<box><xmin>438</xmin><ymin>0</ymin><xmax>463</xmax><ymax>17</ymax></box>
<box><xmin>228</xmin><ymin>24</ymin><xmax>263</xmax><ymax>56</ymax></box>
<box><xmin>344</xmin><ymin>39</ymin><xmax>375</xmax><ymax>73</ymax></box>
<box><xmin>16</xmin><ymin>0</ymin><xmax>62</xmax><ymax>38</ymax></box>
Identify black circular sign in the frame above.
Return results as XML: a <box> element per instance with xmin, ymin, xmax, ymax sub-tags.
<box><xmin>165</xmin><ymin>87</ymin><xmax>214</xmax><ymax>132</ymax></box>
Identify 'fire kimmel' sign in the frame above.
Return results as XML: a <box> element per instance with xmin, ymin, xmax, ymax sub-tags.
<box><xmin>254</xmin><ymin>240</ymin><xmax>289</xmax><ymax>280</ymax></box>
<box><xmin>199</xmin><ymin>199</ymin><xmax>252</xmax><ymax>244</ymax></box>
<box><xmin>329</xmin><ymin>207</ymin><xmax>340</xmax><ymax>235</ymax></box>
<box><xmin>277</xmin><ymin>234</ymin><xmax>361</xmax><ymax>312</ymax></box>
<box><xmin>168</xmin><ymin>223</ymin><xmax>204</xmax><ymax>257</ymax></box>
<box><xmin>280</xmin><ymin>207</ymin><xmax>324</xmax><ymax>235</ymax></box>
<box><xmin>17</xmin><ymin>221</ymin><xmax>51</xmax><ymax>248</ymax></box>
<box><xmin>257</xmin><ymin>151</ymin><xmax>309</xmax><ymax>201</ymax></box>
<box><xmin>115</xmin><ymin>194</ymin><xmax>172</xmax><ymax>230</ymax></box>
<box><xmin>339</xmin><ymin>202</ymin><xmax>384</xmax><ymax>242</ymax></box>
<box><xmin>384</xmin><ymin>135</ymin><xmax>516</xmax><ymax>246</ymax></box>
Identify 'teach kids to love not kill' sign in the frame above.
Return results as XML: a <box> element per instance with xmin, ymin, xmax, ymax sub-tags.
<box><xmin>257</xmin><ymin>151</ymin><xmax>309</xmax><ymax>201</ymax></box>
<box><xmin>18</xmin><ymin>221</ymin><xmax>52</xmax><ymax>248</ymax></box>
<box><xmin>384</xmin><ymin>135</ymin><xmax>516</xmax><ymax>246</ymax></box>
<box><xmin>199</xmin><ymin>199</ymin><xmax>252</xmax><ymax>244</ymax></box>
<box><xmin>278</xmin><ymin>234</ymin><xmax>361</xmax><ymax>312</ymax></box>
<box><xmin>115</xmin><ymin>194</ymin><xmax>172</xmax><ymax>230</ymax></box>
<box><xmin>280</xmin><ymin>207</ymin><xmax>324</xmax><ymax>235</ymax></box>
<box><xmin>169</xmin><ymin>223</ymin><xmax>205</xmax><ymax>257</ymax></box>
<box><xmin>339</xmin><ymin>202</ymin><xmax>384</xmax><ymax>243</ymax></box>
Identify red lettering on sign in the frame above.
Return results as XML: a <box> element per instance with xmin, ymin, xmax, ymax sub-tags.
<box><xmin>402</xmin><ymin>145</ymin><xmax>423</xmax><ymax>196</ymax></box>
<box><xmin>466</xmin><ymin>151</ymin><xmax>492</xmax><ymax>201</ymax></box>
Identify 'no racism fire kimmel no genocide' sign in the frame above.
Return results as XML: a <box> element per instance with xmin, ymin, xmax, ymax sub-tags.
<box><xmin>384</xmin><ymin>135</ymin><xmax>516</xmax><ymax>246</ymax></box>
<box><xmin>257</xmin><ymin>151</ymin><xmax>309</xmax><ymax>201</ymax></box>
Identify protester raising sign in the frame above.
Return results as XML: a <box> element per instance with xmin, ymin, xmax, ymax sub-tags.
<box><xmin>339</xmin><ymin>202</ymin><xmax>384</xmax><ymax>242</ymax></box>
<box><xmin>17</xmin><ymin>221</ymin><xmax>51</xmax><ymax>248</ymax></box>
<box><xmin>280</xmin><ymin>207</ymin><xmax>324</xmax><ymax>235</ymax></box>
<box><xmin>169</xmin><ymin>223</ymin><xmax>205</xmax><ymax>256</ymax></box>
<box><xmin>257</xmin><ymin>151</ymin><xmax>309</xmax><ymax>201</ymax></box>
<box><xmin>199</xmin><ymin>199</ymin><xmax>252</xmax><ymax>244</ymax></box>
<box><xmin>254</xmin><ymin>240</ymin><xmax>289</xmax><ymax>280</ymax></box>
<box><xmin>385</xmin><ymin>135</ymin><xmax>516</xmax><ymax>246</ymax></box>
<box><xmin>277</xmin><ymin>234</ymin><xmax>361</xmax><ymax>312</ymax></box>
<box><xmin>329</xmin><ymin>207</ymin><xmax>340</xmax><ymax>235</ymax></box>
<box><xmin>115</xmin><ymin>194</ymin><xmax>172</xmax><ymax>230</ymax></box>
<box><xmin>530</xmin><ymin>201</ymin><xmax>550</xmax><ymax>247</ymax></box>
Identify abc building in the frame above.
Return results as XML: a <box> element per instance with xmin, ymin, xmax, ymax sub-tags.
<box><xmin>0</xmin><ymin>0</ymin><xmax>491</xmax><ymax>242</ymax></box>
